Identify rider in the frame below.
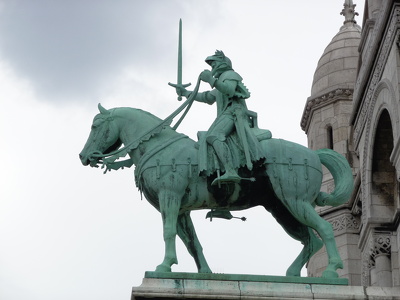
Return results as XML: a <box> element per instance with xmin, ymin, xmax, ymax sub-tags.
<box><xmin>177</xmin><ymin>50</ymin><xmax>263</xmax><ymax>186</ymax></box>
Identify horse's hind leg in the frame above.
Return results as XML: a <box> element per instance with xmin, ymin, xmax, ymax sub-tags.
<box><xmin>177</xmin><ymin>212</ymin><xmax>212</xmax><ymax>273</ymax></box>
<box><xmin>285</xmin><ymin>228</ymin><xmax>323</xmax><ymax>276</ymax></box>
<box><xmin>286</xmin><ymin>200</ymin><xmax>343</xmax><ymax>278</ymax></box>
<box><xmin>265</xmin><ymin>203</ymin><xmax>323</xmax><ymax>276</ymax></box>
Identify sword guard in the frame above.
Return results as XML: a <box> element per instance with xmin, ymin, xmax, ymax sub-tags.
<box><xmin>168</xmin><ymin>82</ymin><xmax>191</xmax><ymax>101</ymax></box>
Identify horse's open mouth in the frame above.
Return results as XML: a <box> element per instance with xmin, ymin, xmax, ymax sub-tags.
<box><xmin>104</xmin><ymin>138</ymin><xmax>122</xmax><ymax>155</ymax></box>
<box><xmin>80</xmin><ymin>139</ymin><xmax>122</xmax><ymax>167</ymax></box>
<box><xmin>81</xmin><ymin>151</ymin><xmax>102</xmax><ymax>167</ymax></box>
<box><xmin>90</xmin><ymin>139</ymin><xmax>122</xmax><ymax>167</ymax></box>
<box><xmin>79</xmin><ymin>155</ymin><xmax>95</xmax><ymax>166</ymax></box>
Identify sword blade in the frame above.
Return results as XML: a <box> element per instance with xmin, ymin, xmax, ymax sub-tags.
<box><xmin>177</xmin><ymin>18</ymin><xmax>182</xmax><ymax>85</ymax></box>
<box><xmin>168</xmin><ymin>19</ymin><xmax>190</xmax><ymax>101</ymax></box>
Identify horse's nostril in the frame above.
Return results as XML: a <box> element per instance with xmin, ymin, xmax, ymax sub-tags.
<box><xmin>79</xmin><ymin>154</ymin><xmax>83</xmax><ymax>160</ymax></box>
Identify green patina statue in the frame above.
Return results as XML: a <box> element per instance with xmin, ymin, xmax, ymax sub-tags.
<box><xmin>79</xmin><ymin>21</ymin><xmax>353</xmax><ymax>279</ymax></box>
<box><xmin>79</xmin><ymin>100</ymin><xmax>353</xmax><ymax>279</ymax></box>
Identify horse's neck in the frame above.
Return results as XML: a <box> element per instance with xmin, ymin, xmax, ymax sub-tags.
<box><xmin>130</xmin><ymin>130</ymin><xmax>175</xmax><ymax>165</ymax></box>
<box><xmin>117</xmin><ymin>110</ymin><xmax>177</xmax><ymax>165</ymax></box>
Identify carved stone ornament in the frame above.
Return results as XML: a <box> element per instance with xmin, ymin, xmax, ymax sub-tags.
<box><xmin>370</xmin><ymin>234</ymin><xmax>392</xmax><ymax>262</ymax></box>
<box><xmin>340</xmin><ymin>0</ymin><xmax>359</xmax><ymax>26</ymax></box>
<box><xmin>330</xmin><ymin>213</ymin><xmax>360</xmax><ymax>235</ymax></box>
<box><xmin>366</xmin><ymin>233</ymin><xmax>392</xmax><ymax>271</ymax></box>
<box><xmin>362</xmin><ymin>248</ymin><xmax>371</xmax><ymax>286</ymax></box>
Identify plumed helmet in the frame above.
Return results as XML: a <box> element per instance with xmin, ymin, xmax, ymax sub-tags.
<box><xmin>205</xmin><ymin>50</ymin><xmax>232</xmax><ymax>69</ymax></box>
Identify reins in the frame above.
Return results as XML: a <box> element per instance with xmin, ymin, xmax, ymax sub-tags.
<box><xmin>89</xmin><ymin>74</ymin><xmax>202</xmax><ymax>170</ymax></box>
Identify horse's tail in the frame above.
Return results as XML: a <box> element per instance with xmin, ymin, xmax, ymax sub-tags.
<box><xmin>315</xmin><ymin>149</ymin><xmax>353</xmax><ymax>207</ymax></box>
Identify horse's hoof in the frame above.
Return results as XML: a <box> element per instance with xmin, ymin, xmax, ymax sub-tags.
<box><xmin>322</xmin><ymin>269</ymin><xmax>339</xmax><ymax>279</ymax></box>
<box><xmin>285</xmin><ymin>264</ymin><xmax>301</xmax><ymax>277</ymax></box>
<box><xmin>155</xmin><ymin>264</ymin><xmax>171</xmax><ymax>273</ymax></box>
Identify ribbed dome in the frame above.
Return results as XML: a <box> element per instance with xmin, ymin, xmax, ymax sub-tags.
<box><xmin>310</xmin><ymin>22</ymin><xmax>361</xmax><ymax>98</ymax></box>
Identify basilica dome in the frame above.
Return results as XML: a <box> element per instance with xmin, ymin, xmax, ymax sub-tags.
<box><xmin>310</xmin><ymin>21</ymin><xmax>361</xmax><ymax>98</ymax></box>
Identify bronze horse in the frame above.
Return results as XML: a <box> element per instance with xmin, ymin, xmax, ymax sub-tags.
<box><xmin>79</xmin><ymin>104</ymin><xmax>353</xmax><ymax>278</ymax></box>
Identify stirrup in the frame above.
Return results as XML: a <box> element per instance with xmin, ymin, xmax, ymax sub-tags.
<box><xmin>211</xmin><ymin>173</ymin><xmax>242</xmax><ymax>186</ymax></box>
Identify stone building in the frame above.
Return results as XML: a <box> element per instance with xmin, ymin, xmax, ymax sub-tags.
<box><xmin>302</xmin><ymin>0</ymin><xmax>400</xmax><ymax>287</ymax></box>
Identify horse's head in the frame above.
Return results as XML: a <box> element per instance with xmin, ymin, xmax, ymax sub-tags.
<box><xmin>79</xmin><ymin>104</ymin><xmax>122</xmax><ymax>167</ymax></box>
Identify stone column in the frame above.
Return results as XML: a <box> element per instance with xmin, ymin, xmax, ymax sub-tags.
<box><xmin>370</xmin><ymin>266</ymin><xmax>377</xmax><ymax>286</ymax></box>
<box><xmin>375</xmin><ymin>254</ymin><xmax>392</xmax><ymax>286</ymax></box>
<box><xmin>370</xmin><ymin>233</ymin><xmax>392</xmax><ymax>287</ymax></box>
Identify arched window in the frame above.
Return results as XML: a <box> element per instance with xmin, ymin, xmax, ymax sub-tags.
<box><xmin>370</xmin><ymin>110</ymin><xmax>395</xmax><ymax>287</ymax></box>
<box><xmin>371</xmin><ymin>110</ymin><xmax>395</xmax><ymax>212</ymax></box>
<box><xmin>327</xmin><ymin>125</ymin><xmax>333</xmax><ymax>150</ymax></box>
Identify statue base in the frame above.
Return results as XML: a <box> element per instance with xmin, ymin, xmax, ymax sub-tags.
<box><xmin>132</xmin><ymin>272</ymin><xmax>400</xmax><ymax>299</ymax></box>
<box><xmin>143</xmin><ymin>271</ymin><xmax>349</xmax><ymax>285</ymax></box>
<box><xmin>133</xmin><ymin>272</ymin><xmax>400</xmax><ymax>300</ymax></box>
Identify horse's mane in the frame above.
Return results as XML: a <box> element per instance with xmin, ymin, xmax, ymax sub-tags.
<box><xmin>99</xmin><ymin>106</ymin><xmax>189</xmax><ymax>167</ymax></box>
<box><xmin>111</xmin><ymin>106</ymin><xmax>190</xmax><ymax>147</ymax></box>
<box><xmin>113</xmin><ymin>107</ymin><xmax>163</xmax><ymax>123</ymax></box>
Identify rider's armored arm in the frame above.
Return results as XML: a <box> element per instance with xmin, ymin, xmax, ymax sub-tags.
<box><xmin>212</xmin><ymin>79</ymin><xmax>238</xmax><ymax>98</ymax></box>
<box><xmin>194</xmin><ymin>91</ymin><xmax>216</xmax><ymax>105</ymax></box>
<box><xmin>200</xmin><ymin>69</ymin><xmax>239</xmax><ymax>99</ymax></box>
<box><xmin>190</xmin><ymin>79</ymin><xmax>237</xmax><ymax>104</ymax></box>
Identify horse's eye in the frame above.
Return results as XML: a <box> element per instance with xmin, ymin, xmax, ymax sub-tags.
<box><xmin>92</xmin><ymin>119</ymin><xmax>103</xmax><ymax>129</ymax></box>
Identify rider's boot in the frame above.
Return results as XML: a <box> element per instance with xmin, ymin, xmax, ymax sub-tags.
<box><xmin>210</xmin><ymin>139</ymin><xmax>241</xmax><ymax>186</ymax></box>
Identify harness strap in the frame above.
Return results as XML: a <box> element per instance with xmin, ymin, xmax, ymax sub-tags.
<box><xmin>265</xmin><ymin>158</ymin><xmax>322</xmax><ymax>175</ymax></box>
<box><xmin>134</xmin><ymin>134</ymin><xmax>189</xmax><ymax>189</ymax></box>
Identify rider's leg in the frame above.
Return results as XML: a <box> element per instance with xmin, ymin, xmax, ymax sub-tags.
<box><xmin>207</xmin><ymin>114</ymin><xmax>241</xmax><ymax>185</ymax></box>
<box><xmin>207</xmin><ymin>135</ymin><xmax>241</xmax><ymax>185</ymax></box>
<box><xmin>206</xmin><ymin>113</ymin><xmax>242</xmax><ymax>185</ymax></box>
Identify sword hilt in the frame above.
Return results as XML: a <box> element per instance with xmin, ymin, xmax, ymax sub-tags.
<box><xmin>168</xmin><ymin>82</ymin><xmax>191</xmax><ymax>101</ymax></box>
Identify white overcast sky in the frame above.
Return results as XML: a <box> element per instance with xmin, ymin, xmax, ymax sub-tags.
<box><xmin>0</xmin><ymin>1</ymin><xmax>364</xmax><ymax>300</ymax></box>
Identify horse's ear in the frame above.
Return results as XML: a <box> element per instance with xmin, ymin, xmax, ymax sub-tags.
<box><xmin>98</xmin><ymin>103</ymin><xmax>110</xmax><ymax>115</ymax></box>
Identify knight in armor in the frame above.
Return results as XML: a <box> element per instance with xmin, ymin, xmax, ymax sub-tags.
<box><xmin>176</xmin><ymin>50</ymin><xmax>264</xmax><ymax>186</ymax></box>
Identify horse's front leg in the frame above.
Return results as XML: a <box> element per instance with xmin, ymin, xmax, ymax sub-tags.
<box><xmin>155</xmin><ymin>189</ymin><xmax>182</xmax><ymax>272</ymax></box>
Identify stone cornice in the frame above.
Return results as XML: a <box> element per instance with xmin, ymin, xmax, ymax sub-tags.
<box><xmin>301</xmin><ymin>89</ymin><xmax>353</xmax><ymax>132</ymax></box>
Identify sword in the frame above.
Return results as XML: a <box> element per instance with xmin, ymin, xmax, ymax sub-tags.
<box><xmin>168</xmin><ymin>19</ymin><xmax>191</xmax><ymax>101</ymax></box>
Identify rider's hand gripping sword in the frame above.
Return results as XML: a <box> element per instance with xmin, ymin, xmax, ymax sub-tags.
<box><xmin>168</xmin><ymin>19</ymin><xmax>191</xmax><ymax>101</ymax></box>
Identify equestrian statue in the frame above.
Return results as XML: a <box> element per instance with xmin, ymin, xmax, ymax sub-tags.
<box><xmin>79</xmin><ymin>21</ymin><xmax>353</xmax><ymax>279</ymax></box>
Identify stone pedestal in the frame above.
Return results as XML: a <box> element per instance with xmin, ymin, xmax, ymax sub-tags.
<box><xmin>131</xmin><ymin>272</ymin><xmax>399</xmax><ymax>300</ymax></box>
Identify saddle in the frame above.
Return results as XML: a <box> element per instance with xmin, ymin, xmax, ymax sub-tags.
<box><xmin>197</xmin><ymin>110</ymin><xmax>271</xmax><ymax>145</ymax></box>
